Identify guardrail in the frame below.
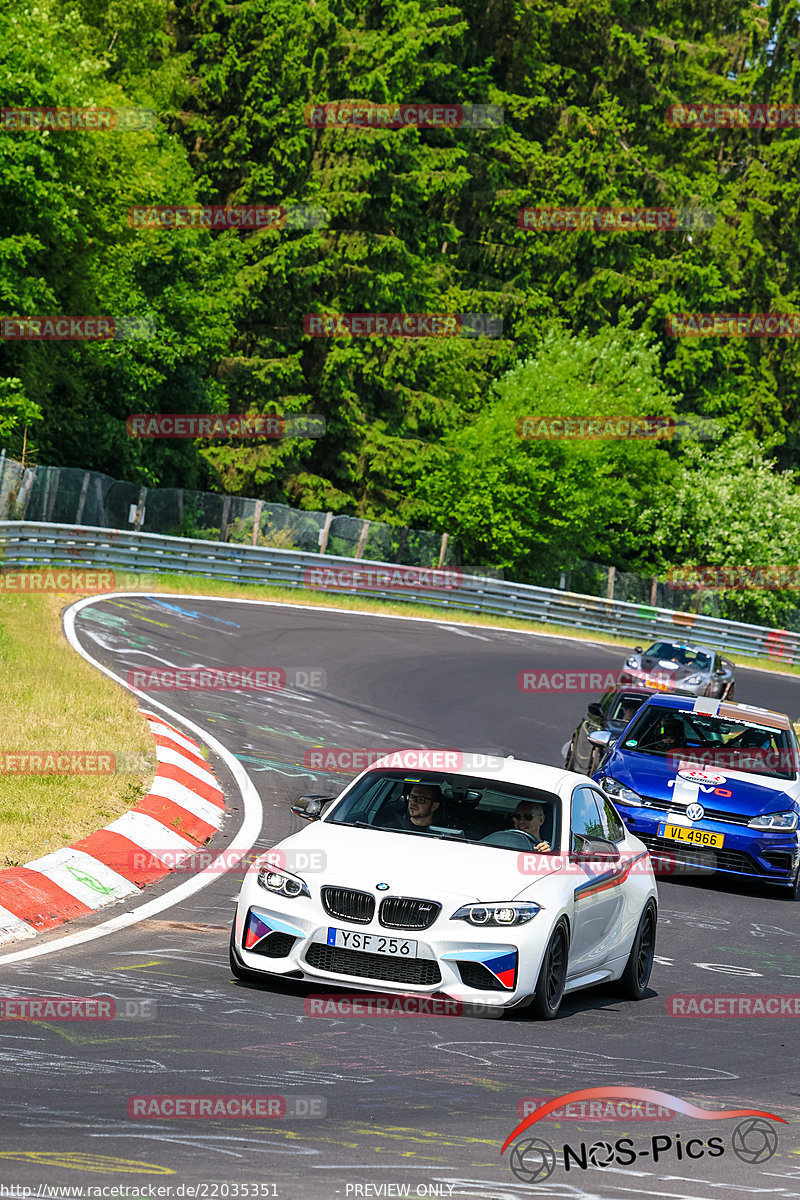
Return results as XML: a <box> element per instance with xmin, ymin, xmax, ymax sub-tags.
<box><xmin>1</xmin><ymin>520</ymin><xmax>798</xmax><ymax>668</ymax></box>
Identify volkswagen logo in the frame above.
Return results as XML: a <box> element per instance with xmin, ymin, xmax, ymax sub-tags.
<box><xmin>376</xmin><ymin>883</ymin><xmax>390</xmax><ymax>891</ymax></box>
<box><xmin>686</xmin><ymin>803</ymin><xmax>705</xmax><ymax>821</ymax></box>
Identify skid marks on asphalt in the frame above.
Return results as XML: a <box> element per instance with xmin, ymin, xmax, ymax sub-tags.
<box><xmin>0</xmin><ymin>1043</ymin><xmax>171</xmax><ymax>1077</ymax></box>
<box><xmin>431</xmin><ymin>1042</ymin><xmax>738</xmax><ymax>1083</ymax></box>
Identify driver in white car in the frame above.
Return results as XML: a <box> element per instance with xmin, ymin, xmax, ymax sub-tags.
<box><xmin>512</xmin><ymin>801</ymin><xmax>551</xmax><ymax>852</ymax></box>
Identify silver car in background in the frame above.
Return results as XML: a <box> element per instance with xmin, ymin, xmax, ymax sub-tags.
<box><xmin>622</xmin><ymin>640</ymin><xmax>735</xmax><ymax>699</ymax></box>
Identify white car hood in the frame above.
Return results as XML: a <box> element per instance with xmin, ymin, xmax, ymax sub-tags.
<box><xmin>261</xmin><ymin>821</ymin><xmax>562</xmax><ymax>903</ymax></box>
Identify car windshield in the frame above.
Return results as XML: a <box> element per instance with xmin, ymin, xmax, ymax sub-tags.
<box><xmin>621</xmin><ymin>708</ymin><xmax>797</xmax><ymax>780</ymax></box>
<box><xmin>326</xmin><ymin>770</ymin><xmax>561</xmax><ymax>851</ymax></box>
<box><xmin>645</xmin><ymin>642</ymin><xmax>712</xmax><ymax>671</ymax></box>
<box><xmin>608</xmin><ymin>693</ymin><xmax>647</xmax><ymax>722</ymax></box>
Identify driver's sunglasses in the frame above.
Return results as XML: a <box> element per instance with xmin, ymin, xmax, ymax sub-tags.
<box><xmin>513</xmin><ymin>811</ymin><xmax>538</xmax><ymax>821</ymax></box>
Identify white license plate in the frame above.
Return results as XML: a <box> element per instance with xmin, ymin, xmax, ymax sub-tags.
<box><xmin>328</xmin><ymin>928</ymin><xmax>417</xmax><ymax>956</ymax></box>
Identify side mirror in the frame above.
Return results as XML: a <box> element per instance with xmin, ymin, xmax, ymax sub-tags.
<box><xmin>291</xmin><ymin>794</ymin><xmax>334</xmax><ymax>821</ymax></box>
<box><xmin>587</xmin><ymin>702</ymin><xmax>604</xmax><ymax>719</ymax></box>
<box><xmin>570</xmin><ymin>834</ymin><xmax>620</xmax><ymax>863</ymax></box>
<box><xmin>633</xmin><ymin>646</ymin><xmax>643</xmax><ymax>654</ymax></box>
<box><xmin>587</xmin><ymin>730</ymin><xmax>616</xmax><ymax>749</ymax></box>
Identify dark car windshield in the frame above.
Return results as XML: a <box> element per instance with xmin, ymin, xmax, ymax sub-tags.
<box><xmin>645</xmin><ymin>642</ymin><xmax>712</xmax><ymax>671</ymax></box>
<box><xmin>326</xmin><ymin>770</ymin><xmax>561</xmax><ymax>852</ymax></box>
<box><xmin>608</xmin><ymin>693</ymin><xmax>648</xmax><ymax>722</ymax></box>
<box><xmin>621</xmin><ymin>708</ymin><xmax>798</xmax><ymax>781</ymax></box>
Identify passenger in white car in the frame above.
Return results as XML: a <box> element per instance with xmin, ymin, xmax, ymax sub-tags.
<box><xmin>384</xmin><ymin>783</ymin><xmax>443</xmax><ymax>832</ymax></box>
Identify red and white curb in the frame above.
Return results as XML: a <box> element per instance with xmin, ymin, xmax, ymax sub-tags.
<box><xmin>0</xmin><ymin>711</ymin><xmax>225</xmax><ymax>947</ymax></box>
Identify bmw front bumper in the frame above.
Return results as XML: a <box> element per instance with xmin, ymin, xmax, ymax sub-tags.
<box><xmin>232</xmin><ymin>900</ymin><xmax>548</xmax><ymax>1009</ymax></box>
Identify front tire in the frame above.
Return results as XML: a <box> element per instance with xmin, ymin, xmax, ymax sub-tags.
<box><xmin>529</xmin><ymin>921</ymin><xmax>569</xmax><ymax>1019</ymax></box>
<box><xmin>782</xmin><ymin>862</ymin><xmax>800</xmax><ymax>901</ymax></box>
<box><xmin>615</xmin><ymin>901</ymin><xmax>657</xmax><ymax>999</ymax></box>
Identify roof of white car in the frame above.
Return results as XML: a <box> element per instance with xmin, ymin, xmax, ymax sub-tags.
<box><xmin>370</xmin><ymin>750</ymin><xmax>587</xmax><ymax>793</ymax></box>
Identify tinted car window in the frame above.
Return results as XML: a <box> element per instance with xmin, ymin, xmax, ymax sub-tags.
<box><xmin>570</xmin><ymin>786</ymin><xmax>605</xmax><ymax>848</ymax></box>
<box><xmin>646</xmin><ymin>642</ymin><xmax>712</xmax><ymax>671</ymax></box>
<box><xmin>326</xmin><ymin>771</ymin><xmax>562</xmax><ymax>848</ymax></box>
<box><xmin>590</xmin><ymin>790</ymin><xmax>626</xmax><ymax>842</ymax></box>
<box><xmin>608</xmin><ymin>693</ymin><xmax>647</xmax><ymax>722</ymax></box>
<box><xmin>622</xmin><ymin>708</ymin><xmax>797</xmax><ymax>780</ymax></box>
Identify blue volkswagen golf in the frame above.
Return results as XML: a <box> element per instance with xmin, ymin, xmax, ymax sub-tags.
<box><xmin>589</xmin><ymin>694</ymin><xmax>800</xmax><ymax>898</ymax></box>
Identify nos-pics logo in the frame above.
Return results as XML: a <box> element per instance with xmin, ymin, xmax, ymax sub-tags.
<box><xmin>502</xmin><ymin>1087</ymin><xmax>783</xmax><ymax>1184</ymax></box>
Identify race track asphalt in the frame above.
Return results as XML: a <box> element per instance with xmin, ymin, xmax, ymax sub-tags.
<box><xmin>0</xmin><ymin>595</ymin><xmax>798</xmax><ymax>1200</ymax></box>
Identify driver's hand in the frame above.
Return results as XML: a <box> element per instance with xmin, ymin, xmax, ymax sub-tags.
<box><xmin>534</xmin><ymin>840</ymin><xmax>551</xmax><ymax>852</ymax></box>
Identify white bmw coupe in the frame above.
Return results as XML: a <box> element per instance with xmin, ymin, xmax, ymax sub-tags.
<box><xmin>230</xmin><ymin>754</ymin><xmax>658</xmax><ymax>1018</ymax></box>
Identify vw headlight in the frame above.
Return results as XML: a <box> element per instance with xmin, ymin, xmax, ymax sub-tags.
<box><xmin>748</xmin><ymin>811</ymin><xmax>799</xmax><ymax>832</ymax></box>
<box><xmin>257</xmin><ymin>865</ymin><xmax>310</xmax><ymax>898</ymax></box>
<box><xmin>683</xmin><ymin>673</ymin><xmax>704</xmax><ymax>686</ymax></box>
<box><xmin>598</xmin><ymin>776</ymin><xmax>643</xmax><ymax>807</ymax></box>
<box><xmin>451</xmin><ymin>902</ymin><xmax>540</xmax><ymax>926</ymax></box>
<box><xmin>625</xmin><ymin>656</ymin><xmax>639</xmax><ymax>668</ymax></box>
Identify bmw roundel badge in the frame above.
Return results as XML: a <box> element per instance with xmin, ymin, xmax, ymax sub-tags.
<box><xmin>376</xmin><ymin>882</ymin><xmax>390</xmax><ymax>891</ymax></box>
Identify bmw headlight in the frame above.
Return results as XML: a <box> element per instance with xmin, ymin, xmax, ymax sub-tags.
<box><xmin>451</xmin><ymin>902</ymin><xmax>540</xmax><ymax>926</ymax></box>
<box><xmin>625</xmin><ymin>656</ymin><xmax>639</xmax><ymax>668</ymax></box>
<box><xmin>748</xmin><ymin>811</ymin><xmax>799</xmax><ymax>832</ymax></box>
<box><xmin>598</xmin><ymin>776</ymin><xmax>643</xmax><ymax>807</ymax></box>
<box><xmin>683</xmin><ymin>673</ymin><xmax>704</xmax><ymax>686</ymax></box>
<box><xmin>257</xmin><ymin>865</ymin><xmax>310</xmax><ymax>898</ymax></box>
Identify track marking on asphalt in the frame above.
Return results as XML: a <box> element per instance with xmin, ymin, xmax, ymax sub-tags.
<box><xmin>25</xmin><ymin>1022</ymin><xmax>176</xmax><ymax>1046</ymax></box>
<box><xmin>110</xmin><ymin>960</ymin><xmax>164</xmax><ymax>970</ymax></box>
<box><xmin>0</xmin><ymin>595</ymin><xmax>263</xmax><ymax>967</ymax></box>
<box><xmin>0</xmin><ymin>1151</ymin><xmax>175</xmax><ymax>1173</ymax></box>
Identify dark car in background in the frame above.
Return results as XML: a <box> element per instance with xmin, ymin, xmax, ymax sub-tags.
<box><xmin>621</xmin><ymin>640</ymin><xmax>735</xmax><ymax>699</ymax></box>
<box><xmin>564</xmin><ymin>687</ymin><xmax>652</xmax><ymax>775</ymax></box>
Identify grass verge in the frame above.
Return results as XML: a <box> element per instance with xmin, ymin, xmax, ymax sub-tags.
<box><xmin>0</xmin><ymin>591</ymin><xmax>155</xmax><ymax>867</ymax></box>
<box><xmin>1</xmin><ymin>568</ymin><xmax>797</xmax><ymax>865</ymax></box>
